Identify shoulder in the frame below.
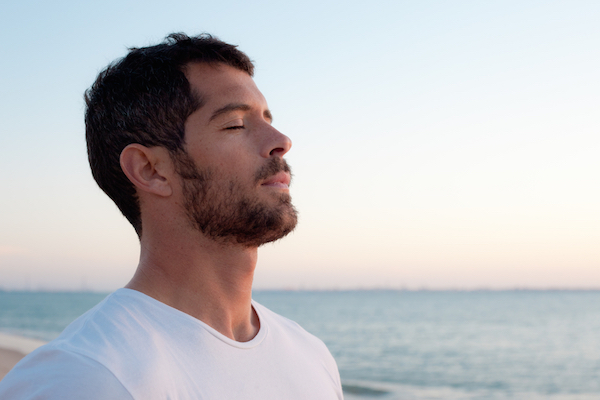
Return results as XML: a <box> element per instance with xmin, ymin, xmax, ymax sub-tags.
<box><xmin>46</xmin><ymin>289</ymin><xmax>153</xmax><ymax>364</ymax></box>
<box><xmin>0</xmin><ymin>289</ymin><xmax>167</xmax><ymax>399</ymax></box>
<box><xmin>0</xmin><ymin>346</ymin><xmax>133</xmax><ymax>399</ymax></box>
<box><xmin>253</xmin><ymin>300</ymin><xmax>324</xmax><ymax>346</ymax></box>
<box><xmin>253</xmin><ymin>300</ymin><xmax>340</xmax><ymax>368</ymax></box>
<box><xmin>252</xmin><ymin>301</ymin><xmax>343</xmax><ymax>395</ymax></box>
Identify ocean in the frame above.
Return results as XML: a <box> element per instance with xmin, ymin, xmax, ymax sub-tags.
<box><xmin>1</xmin><ymin>290</ymin><xmax>599</xmax><ymax>399</ymax></box>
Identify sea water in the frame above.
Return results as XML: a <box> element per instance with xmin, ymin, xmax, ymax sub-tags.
<box><xmin>1</xmin><ymin>290</ymin><xmax>600</xmax><ymax>399</ymax></box>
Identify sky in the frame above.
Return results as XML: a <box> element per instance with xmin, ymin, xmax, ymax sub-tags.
<box><xmin>0</xmin><ymin>0</ymin><xmax>598</xmax><ymax>291</ymax></box>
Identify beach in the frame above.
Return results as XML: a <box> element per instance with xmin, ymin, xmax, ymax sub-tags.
<box><xmin>0</xmin><ymin>333</ymin><xmax>46</xmax><ymax>380</ymax></box>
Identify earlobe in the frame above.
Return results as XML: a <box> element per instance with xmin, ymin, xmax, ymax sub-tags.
<box><xmin>120</xmin><ymin>144</ymin><xmax>173</xmax><ymax>197</ymax></box>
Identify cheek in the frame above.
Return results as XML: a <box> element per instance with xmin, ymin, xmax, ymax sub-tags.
<box><xmin>217</xmin><ymin>146</ymin><xmax>259</xmax><ymax>171</ymax></box>
<box><xmin>212</xmin><ymin>157</ymin><xmax>258</xmax><ymax>186</ymax></box>
<box><xmin>190</xmin><ymin>139</ymin><xmax>261</xmax><ymax>181</ymax></box>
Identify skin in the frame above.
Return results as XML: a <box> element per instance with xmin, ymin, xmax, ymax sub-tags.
<box><xmin>119</xmin><ymin>63</ymin><xmax>293</xmax><ymax>342</ymax></box>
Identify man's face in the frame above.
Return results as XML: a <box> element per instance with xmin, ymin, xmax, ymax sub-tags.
<box><xmin>175</xmin><ymin>63</ymin><xmax>297</xmax><ymax>247</ymax></box>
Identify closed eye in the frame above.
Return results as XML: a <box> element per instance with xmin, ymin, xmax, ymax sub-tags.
<box><xmin>225</xmin><ymin>125</ymin><xmax>245</xmax><ymax>130</ymax></box>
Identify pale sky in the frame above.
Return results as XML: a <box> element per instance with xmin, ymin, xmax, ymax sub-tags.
<box><xmin>1</xmin><ymin>0</ymin><xmax>598</xmax><ymax>291</ymax></box>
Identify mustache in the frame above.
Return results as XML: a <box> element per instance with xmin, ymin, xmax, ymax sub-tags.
<box><xmin>255</xmin><ymin>158</ymin><xmax>292</xmax><ymax>183</ymax></box>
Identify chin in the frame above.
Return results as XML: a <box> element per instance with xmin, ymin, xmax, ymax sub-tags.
<box><xmin>241</xmin><ymin>202</ymin><xmax>298</xmax><ymax>248</ymax></box>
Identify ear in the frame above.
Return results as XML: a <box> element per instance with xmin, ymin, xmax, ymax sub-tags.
<box><xmin>120</xmin><ymin>144</ymin><xmax>173</xmax><ymax>197</ymax></box>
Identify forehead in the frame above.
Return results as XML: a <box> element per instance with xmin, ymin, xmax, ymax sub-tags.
<box><xmin>184</xmin><ymin>62</ymin><xmax>266</xmax><ymax>113</ymax></box>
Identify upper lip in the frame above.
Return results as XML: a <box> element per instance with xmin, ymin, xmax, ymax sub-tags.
<box><xmin>262</xmin><ymin>171</ymin><xmax>291</xmax><ymax>186</ymax></box>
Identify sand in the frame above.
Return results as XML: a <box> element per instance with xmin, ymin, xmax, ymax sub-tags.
<box><xmin>0</xmin><ymin>333</ymin><xmax>46</xmax><ymax>381</ymax></box>
<box><xmin>0</xmin><ymin>348</ymin><xmax>25</xmax><ymax>380</ymax></box>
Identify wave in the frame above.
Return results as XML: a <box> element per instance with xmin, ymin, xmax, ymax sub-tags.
<box><xmin>341</xmin><ymin>379</ymin><xmax>600</xmax><ymax>400</ymax></box>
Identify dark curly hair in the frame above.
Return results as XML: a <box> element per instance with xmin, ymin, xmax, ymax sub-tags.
<box><xmin>85</xmin><ymin>33</ymin><xmax>254</xmax><ymax>237</ymax></box>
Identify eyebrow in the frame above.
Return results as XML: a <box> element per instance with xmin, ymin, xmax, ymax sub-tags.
<box><xmin>208</xmin><ymin>103</ymin><xmax>273</xmax><ymax>123</ymax></box>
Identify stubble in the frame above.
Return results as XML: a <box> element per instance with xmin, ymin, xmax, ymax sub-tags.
<box><xmin>174</xmin><ymin>152</ymin><xmax>298</xmax><ymax>247</ymax></box>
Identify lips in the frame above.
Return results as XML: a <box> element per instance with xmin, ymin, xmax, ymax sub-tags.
<box><xmin>261</xmin><ymin>171</ymin><xmax>291</xmax><ymax>188</ymax></box>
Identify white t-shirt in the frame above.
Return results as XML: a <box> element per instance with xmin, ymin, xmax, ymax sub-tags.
<box><xmin>0</xmin><ymin>289</ymin><xmax>343</xmax><ymax>399</ymax></box>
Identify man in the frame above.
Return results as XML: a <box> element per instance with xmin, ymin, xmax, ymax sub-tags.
<box><xmin>0</xmin><ymin>33</ymin><xmax>343</xmax><ymax>399</ymax></box>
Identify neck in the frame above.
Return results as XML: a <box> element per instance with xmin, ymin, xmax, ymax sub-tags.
<box><xmin>126</xmin><ymin>227</ymin><xmax>260</xmax><ymax>342</ymax></box>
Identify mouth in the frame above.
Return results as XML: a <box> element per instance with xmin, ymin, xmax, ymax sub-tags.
<box><xmin>261</xmin><ymin>171</ymin><xmax>291</xmax><ymax>189</ymax></box>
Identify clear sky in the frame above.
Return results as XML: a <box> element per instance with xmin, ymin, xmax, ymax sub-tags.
<box><xmin>1</xmin><ymin>0</ymin><xmax>598</xmax><ymax>291</ymax></box>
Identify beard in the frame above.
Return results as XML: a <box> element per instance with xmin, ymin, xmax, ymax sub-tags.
<box><xmin>174</xmin><ymin>152</ymin><xmax>298</xmax><ymax>247</ymax></box>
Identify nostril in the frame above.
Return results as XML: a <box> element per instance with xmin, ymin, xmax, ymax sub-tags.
<box><xmin>270</xmin><ymin>147</ymin><xmax>285</xmax><ymax>156</ymax></box>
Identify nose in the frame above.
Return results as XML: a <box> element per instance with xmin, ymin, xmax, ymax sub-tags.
<box><xmin>263</xmin><ymin>125</ymin><xmax>292</xmax><ymax>158</ymax></box>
